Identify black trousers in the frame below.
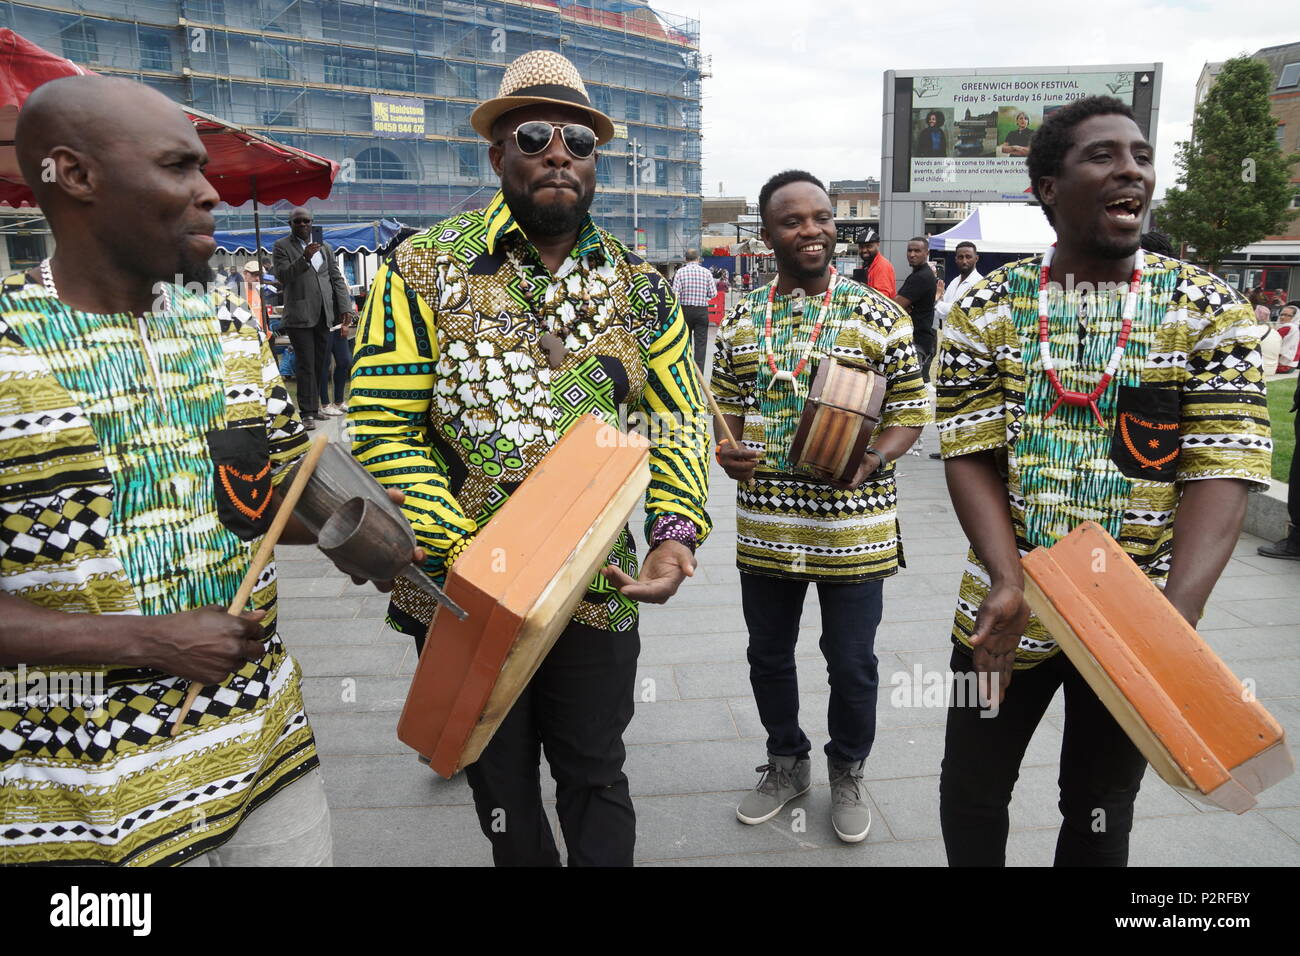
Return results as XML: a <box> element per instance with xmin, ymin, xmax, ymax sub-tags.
<box><xmin>680</xmin><ymin>304</ymin><xmax>710</xmax><ymax>374</ymax></box>
<box><xmin>913</xmin><ymin>324</ymin><xmax>936</xmax><ymax>383</ymax></box>
<box><xmin>463</xmin><ymin>619</ymin><xmax>639</xmax><ymax>867</ymax></box>
<box><xmin>1289</xmin><ymin>406</ymin><xmax>1299</xmax><ymax>531</ymax></box>
<box><xmin>286</xmin><ymin>317</ymin><xmax>329</xmax><ymax>416</ymax></box>
<box><xmin>939</xmin><ymin>648</ymin><xmax>1148</xmax><ymax>867</ymax></box>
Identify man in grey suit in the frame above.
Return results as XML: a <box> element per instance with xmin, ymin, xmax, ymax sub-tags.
<box><xmin>272</xmin><ymin>207</ymin><xmax>356</xmax><ymax>429</ymax></box>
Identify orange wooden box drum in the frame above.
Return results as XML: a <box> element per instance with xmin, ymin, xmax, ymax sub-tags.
<box><xmin>397</xmin><ymin>414</ymin><xmax>651</xmax><ymax>778</ymax></box>
<box><xmin>1021</xmin><ymin>522</ymin><xmax>1293</xmax><ymax>813</ymax></box>
<box><xmin>787</xmin><ymin>359</ymin><xmax>886</xmax><ymax>483</ymax></box>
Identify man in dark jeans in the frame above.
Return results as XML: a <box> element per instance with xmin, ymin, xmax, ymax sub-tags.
<box><xmin>1258</xmin><ymin>373</ymin><xmax>1300</xmax><ymax>559</ymax></box>
<box><xmin>670</xmin><ymin>248</ymin><xmax>716</xmax><ymax>373</ymax></box>
<box><xmin>712</xmin><ymin>170</ymin><xmax>928</xmax><ymax>843</ymax></box>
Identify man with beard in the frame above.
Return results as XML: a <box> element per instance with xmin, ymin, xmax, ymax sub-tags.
<box><xmin>0</xmin><ymin>75</ymin><xmax>407</xmax><ymax>865</ymax></box>
<box><xmin>856</xmin><ymin>229</ymin><xmax>896</xmax><ymax>300</ymax></box>
<box><xmin>935</xmin><ymin>96</ymin><xmax>1271</xmax><ymax>865</ymax></box>
<box><xmin>712</xmin><ymin>170</ymin><xmax>928</xmax><ymax>842</ymax></box>
<box><xmin>349</xmin><ymin>51</ymin><xmax>711</xmax><ymax>866</ymax></box>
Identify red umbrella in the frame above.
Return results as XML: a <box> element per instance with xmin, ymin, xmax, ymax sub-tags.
<box><xmin>0</xmin><ymin>28</ymin><xmax>337</xmax><ymax>208</ymax></box>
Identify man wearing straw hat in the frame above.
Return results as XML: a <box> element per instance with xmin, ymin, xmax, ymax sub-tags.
<box><xmin>0</xmin><ymin>75</ymin><xmax>406</xmax><ymax>866</ymax></box>
<box><xmin>350</xmin><ymin>50</ymin><xmax>711</xmax><ymax>866</ymax></box>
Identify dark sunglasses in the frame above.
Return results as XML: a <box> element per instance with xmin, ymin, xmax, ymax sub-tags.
<box><xmin>506</xmin><ymin>121</ymin><xmax>597</xmax><ymax>159</ymax></box>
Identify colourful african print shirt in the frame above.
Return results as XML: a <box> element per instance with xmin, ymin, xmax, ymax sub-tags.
<box><xmin>711</xmin><ymin>276</ymin><xmax>931</xmax><ymax>581</ymax></box>
<box><xmin>0</xmin><ymin>275</ymin><xmax>315</xmax><ymax>866</ymax></box>
<box><xmin>349</xmin><ymin>190</ymin><xmax>711</xmax><ymax>635</ymax></box>
<box><xmin>937</xmin><ymin>252</ymin><xmax>1272</xmax><ymax>668</ymax></box>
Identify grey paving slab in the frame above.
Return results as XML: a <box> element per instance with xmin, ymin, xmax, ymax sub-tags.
<box><xmin>636</xmin><ymin>630</ymin><xmax>749</xmax><ymax>666</ymax></box>
<box><xmin>276</xmin><ymin>575</ymin><xmax>351</xmax><ymax>599</ymax></box>
<box><xmin>1215</xmin><ymin>597</ymin><xmax>1300</xmax><ymax>628</ymax></box>
<box><xmin>277</xmin><ymin>597</ymin><xmax>362</xmax><ymax>620</ymax></box>
<box><xmin>301</xmin><ymin>675</ymin><xmax>412</xmax><ymax>713</ymax></box>
<box><xmin>291</xmin><ymin>643</ymin><xmax>407</xmax><ymax>678</ymax></box>
<box><xmin>643</xmin><ymin>837</ymin><xmax>948</xmax><ymax>867</ymax></box>
<box><xmin>632</xmin><ymin>788</ymin><xmax>892</xmax><ymax>863</ymax></box>
<box><xmin>625</xmin><ymin>698</ymin><xmax>737</xmax><ymax>745</ymax></box>
<box><xmin>330</xmin><ymin>806</ymin><xmax>493</xmax><ymax>867</ymax></box>
<box><xmin>1127</xmin><ymin>809</ymin><xmax>1300</xmax><ymax>866</ymax></box>
<box><xmin>1258</xmin><ymin>807</ymin><xmax>1300</xmax><ymax>843</ymax></box>
<box><xmin>320</xmin><ymin>754</ymin><xmax>476</xmax><ymax>808</ymax></box>
<box><xmin>1199</xmin><ymin>626</ymin><xmax>1300</xmax><ymax>662</ymax></box>
<box><xmin>280</xmin><ymin>618</ymin><xmax>405</xmax><ymax>647</ymax></box>
<box><xmin>309</xmin><ymin>710</ymin><xmax>407</xmax><ymax>756</ymax></box>
<box><xmin>635</xmin><ymin>664</ymin><xmax>680</xmax><ymax>701</ymax></box>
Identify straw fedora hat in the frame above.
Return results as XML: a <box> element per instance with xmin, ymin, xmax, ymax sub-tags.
<box><xmin>470</xmin><ymin>50</ymin><xmax>615</xmax><ymax>146</ymax></box>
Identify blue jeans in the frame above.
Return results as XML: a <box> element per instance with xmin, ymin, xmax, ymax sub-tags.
<box><xmin>318</xmin><ymin>330</ymin><xmax>353</xmax><ymax>406</ymax></box>
<box><xmin>740</xmin><ymin>572</ymin><xmax>883</xmax><ymax>763</ymax></box>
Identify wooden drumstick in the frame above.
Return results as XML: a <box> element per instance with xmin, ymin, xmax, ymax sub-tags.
<box><xmin>694</xmin><ymin>359</ymin><xmax>740</xmax><ymax>451</ymax></box>
<box><xmin>169</xmin><ymin>434</ymin><xmax>331</xmax><ymax>736</ymax></box>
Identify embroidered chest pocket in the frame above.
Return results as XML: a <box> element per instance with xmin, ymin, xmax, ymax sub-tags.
<box><xmin>1109</xmin><ymin>385</ymin><xmax>1181</xmax><ymax>482</ymax></box>
<box><xmin>206</xmin><ymin>425</ymin><xmax>273</xmax><ymax>540</ymax></box>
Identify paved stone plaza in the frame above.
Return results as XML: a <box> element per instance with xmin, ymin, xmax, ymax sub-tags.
<box><xmin>285</xmin><ymin>415</ymin><xmax>1300</xmax><ymax>866</ymax></box>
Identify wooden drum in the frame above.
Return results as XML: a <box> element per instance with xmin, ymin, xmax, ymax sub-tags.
<box><xmin>1022</xmin><ymin>521</ymin><xmax>1293</xmax><ymax>813</ymax></box>
<box><xmin>788</xmin><ymin>358</ymin><xmax>886</xmax><ymax>483</ymax></box>
<box><xmin>397</xmin><ymin>414</ymin><xmax>651</xmax><ymax>778</ymax></box>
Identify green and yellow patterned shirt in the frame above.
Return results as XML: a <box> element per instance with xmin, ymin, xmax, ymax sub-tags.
<box><xmin>0</xmin><ymin>275</ymin><xmax>315</xmax><ymax>865</ymax></box>
<box><xmin>937</xmin><ymin>252</ymin><xmax>1272</xmax><ymax>667</ymax></box>
<box><xmin>711</xmin><ymin>276</ymin><xmax>932</xmax><ymax>581</ymax></box>
<box><xmin>349</xmin><ymin>190</ymin><xmax>711</xmax><ymax>635</ymax></box>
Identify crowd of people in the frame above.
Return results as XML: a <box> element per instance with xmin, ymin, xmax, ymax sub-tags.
<box><xmin>0</xmin><ymin>50</ymin><xmax>1284</xmax><ymax>870</ymax></box>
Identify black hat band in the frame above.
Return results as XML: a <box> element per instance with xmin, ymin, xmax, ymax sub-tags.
<box><xmin>507</xmin><ymin>83</ymin><xmax>593</xmax><ymax>109</ymax></box>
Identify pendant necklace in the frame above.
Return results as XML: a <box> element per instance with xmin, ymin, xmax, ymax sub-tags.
<box><xmin>507</xmin><ymin>245</ymin><xmax>594</xmax><ymax>370</ymax></box>
<box><xmin>1037</xmin><ymin>244</ymin><xmax>1141</xmax><ymax>427</ymax></box>
<box><xmin>760</xmin><ymin>268</ymin><xmax>836</xmax><ymax>397</ymax></box>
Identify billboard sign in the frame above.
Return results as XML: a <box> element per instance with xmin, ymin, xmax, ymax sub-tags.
<box><xmin>885</xmin><ymin>65</ymin><xmax>1160</xmax><ymax>201</ymax></box>
<box><xmin>371</xmin><ymin>95</ymin><xmax>425</xmax><ymax>139</ymax></box>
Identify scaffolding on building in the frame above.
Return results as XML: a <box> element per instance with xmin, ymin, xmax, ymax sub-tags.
<box><xmin>0</xmin><ymin>0</ymin><xmax>704</xmax><ymax>261</ymax></box>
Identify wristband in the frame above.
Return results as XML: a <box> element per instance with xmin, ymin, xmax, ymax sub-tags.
<box><xmin>864</xmin><ymin>447</ymin><xmax>885</xmax><ymax>478</ymax></box>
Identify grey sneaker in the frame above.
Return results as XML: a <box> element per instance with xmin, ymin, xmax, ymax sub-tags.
<box><xmin>736</xmin><ymin>753</ymin><xmax>811</xmax><ymax>825</ymax></box>
<box><xmin>828</xmin><ymin>757</ymin><xmax>871</xmax><ymax>843</ymax></box>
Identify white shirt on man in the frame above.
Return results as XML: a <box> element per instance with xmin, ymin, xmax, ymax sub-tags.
<box><xmin>933</xmin><ymin>267</ymin><xmax>984</xmax><ymax>326</ymax></box>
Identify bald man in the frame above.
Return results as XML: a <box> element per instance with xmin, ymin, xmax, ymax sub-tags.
<box><xmin>272</xmin><ymin>207</ymin><xmax>355</xmax><ymax>427</ymax></box>
<box><xmin>0</xmin><ymin>75</ymin><xmax>396</xmax><ymax>866</ymax></box>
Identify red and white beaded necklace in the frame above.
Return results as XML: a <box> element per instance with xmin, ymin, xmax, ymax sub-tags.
<box><xmin>761</xmin><ymin>268</ymin><xmax>836</xmax><ymax>396</ymax></box>
<box><xmin>1037</xmin><ymin>244</ymin><xmax>1142</xmax><ymax>426</ymax></box>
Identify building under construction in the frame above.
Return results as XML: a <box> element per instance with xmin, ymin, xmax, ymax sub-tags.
<box><xmin>1</xmin><ymin>0</ymin><xmax>704</xmax><ymax>265</ymax></box>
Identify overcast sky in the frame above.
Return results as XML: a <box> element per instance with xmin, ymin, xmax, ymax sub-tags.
<box><xmin>693</xmin><ymin>0</ymin><xmax>1290</xmax><ymax>203</ymax></box>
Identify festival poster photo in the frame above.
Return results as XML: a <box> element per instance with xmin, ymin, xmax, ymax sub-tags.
<box><xmin>907</xmin><ymin>71</ymin><xmax>1137</xmax><ymax>194</ymax></box>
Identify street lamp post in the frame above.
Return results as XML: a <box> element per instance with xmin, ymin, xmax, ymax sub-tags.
<box><xmin>628</xmin><ymin>136</ymin><xmax>641</xmax><ymax>253</ymax></box>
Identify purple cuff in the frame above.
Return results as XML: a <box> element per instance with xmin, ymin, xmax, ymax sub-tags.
<box><xmin>649</xmin><ymin>514</ymin><xmax>698</xmax><ymax>554</ymax></box>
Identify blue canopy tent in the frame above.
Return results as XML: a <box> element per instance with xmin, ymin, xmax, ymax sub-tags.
<box><xmin>214</xmin><ymin>217</ymin><xmax>405</xmax><ymax>254</ymax></box>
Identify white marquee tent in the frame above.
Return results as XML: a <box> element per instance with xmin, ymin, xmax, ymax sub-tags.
<box><xmin>930</xmin><ymin>204</ymin><xmax>1056</xmax><ymax>254</ymax></box>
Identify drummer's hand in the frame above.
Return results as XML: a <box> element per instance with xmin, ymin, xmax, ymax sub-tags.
<box><xmin>828</xmin><ymin>452</ymin><xmax>878</xmax><ymax>491</ymax></box>
<box><xmin>346</xmin><ymin>488</ymin><xmax>426</xmax><ymax>592</ymax></box>
<box><xmin>969</xmin><ymin>581</ymin><xmax>1029</xmax><ymax>706</ymax></box>
<box><xmin>717</xmin><ymin>442</ymin><xmax>761</xmax><ymax>482</ymax></box>
<box><xmin>601</xmin><ymin>540</ymin><xmax>696</xmax><ymax>604</ymax></box>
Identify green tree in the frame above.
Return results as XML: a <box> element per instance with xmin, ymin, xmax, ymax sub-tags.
<box><xmin>1161</xmin><ymin>56</ymin><xmax>1299</xmax><ymax>273</ymax></box>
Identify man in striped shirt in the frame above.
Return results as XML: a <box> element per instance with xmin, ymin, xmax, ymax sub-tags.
<box><xmin>671</xmin><ymin>248</ymin><xmax>717</xmax><ymax>373</ymax></box>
